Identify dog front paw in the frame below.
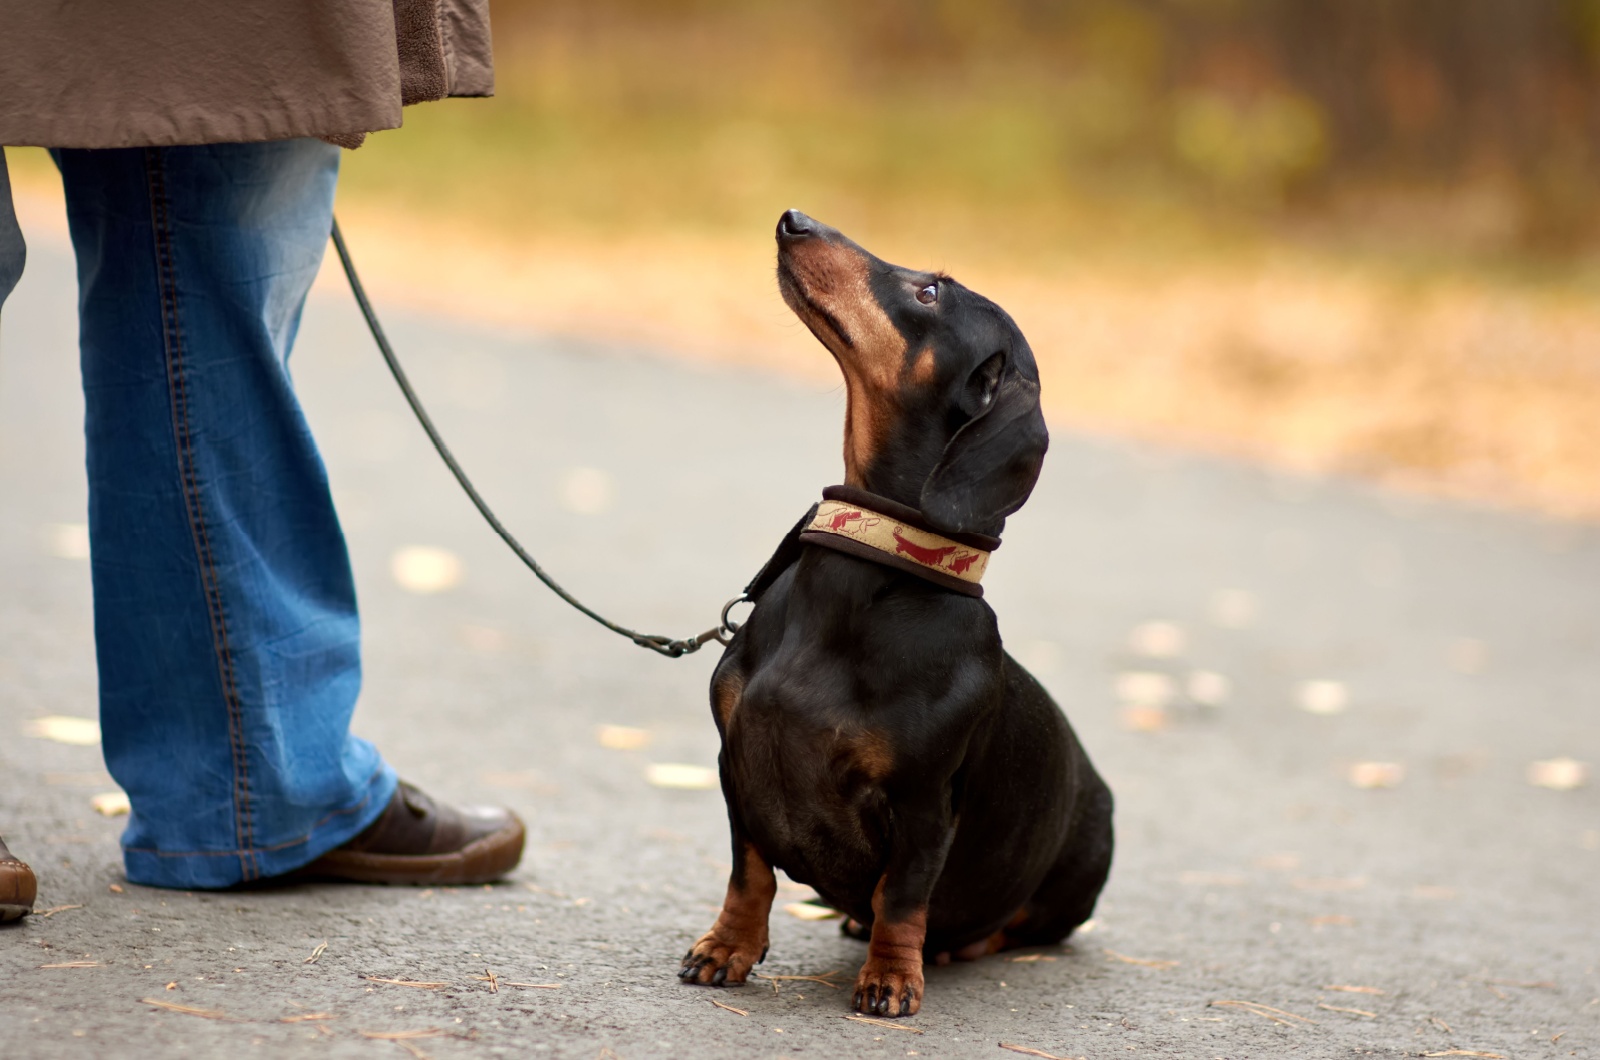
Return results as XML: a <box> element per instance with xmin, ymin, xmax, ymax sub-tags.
<box><xmin>852</xmin><ymin>956</ymin><xmax>923</xmax><ymax>1017</ymax></box>
<box><xmin>678</xmin><ymin>926</ymin><xmax>768</xmax><ymax>987</ymax></box>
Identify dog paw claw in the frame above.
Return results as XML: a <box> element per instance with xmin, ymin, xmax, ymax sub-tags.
<box><xmin>851</xmin><ymin>960</ymin><xmax>922</xmax><ymax>1018</ymax></box>
<box><xmin>677</xmin><ymin>927</ymin><xmax>767</xmax><ymax>988</ymax></box>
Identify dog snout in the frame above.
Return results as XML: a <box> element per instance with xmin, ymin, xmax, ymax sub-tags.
<box><xmin>777</xmin><ymin>209</ymin><xmax>819</xmax><ymax>242</ymax></box>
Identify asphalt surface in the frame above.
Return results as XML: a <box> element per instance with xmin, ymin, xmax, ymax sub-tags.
<box><xmin>2</xmin><ymin>211</ymin><xmax>1597</xmax><ymax>1060</ymax></box>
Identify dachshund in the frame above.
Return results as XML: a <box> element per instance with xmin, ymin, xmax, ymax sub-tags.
<box><xmin>678</xmin><ymin>210</ymin><xmax>1113</xmax><ymax>1018</ymax></box>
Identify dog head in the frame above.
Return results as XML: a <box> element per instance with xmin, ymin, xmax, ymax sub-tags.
<box><xmin>776</xmin><ymin>209</ymin><xmax>1047</xmax><ymax>537</ymax></box>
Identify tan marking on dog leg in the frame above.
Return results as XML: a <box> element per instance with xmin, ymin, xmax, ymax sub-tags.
<box><xmin>681</xmin><ymin>841</ymin><xmax>776</xmax><ymax>987</ymax></box>
<box><xmin>852</xmin><ymin>875</ymin><xmax>927</xmax><ymax>1017</ymax></box>
<box><xmin>953</xmin><ymin>930</ymin><xmax>1008</xmax><ymax>961</ymax></box>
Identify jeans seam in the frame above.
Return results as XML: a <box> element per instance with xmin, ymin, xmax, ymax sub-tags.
<box><xmin>144</xmin><ymin>147</ymin><xmax>259</xmax><ymax>882</ymax></box>
<box><xmin>123</xmin><ymin>766</ymin><xmax>388</xmax><ymax>859</ymax></box>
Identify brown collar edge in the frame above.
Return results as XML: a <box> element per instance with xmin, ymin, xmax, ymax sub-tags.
<box><xmin>821</xmin><ymin>485</ymin><xmax>1001</xmax><ymax>552</ymax></box>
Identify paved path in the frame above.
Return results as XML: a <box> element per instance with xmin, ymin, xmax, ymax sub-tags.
<box><xmin>2</xmin><ymin>218</ymin><xmax>1597</xmax><ymax>1060</ymax></box>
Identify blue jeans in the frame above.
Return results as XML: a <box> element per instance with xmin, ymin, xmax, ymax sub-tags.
<box><xmin>56</xmin><ymin>141</ymin><xmax>396</xmax><ymax>889</ymax></box>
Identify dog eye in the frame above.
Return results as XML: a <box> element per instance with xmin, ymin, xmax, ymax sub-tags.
<box><xmin>916</xmin><ymin>283</ymin><xmax>938</xmax><ymax>305</ymax></box>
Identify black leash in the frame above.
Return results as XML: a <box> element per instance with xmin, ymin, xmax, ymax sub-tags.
<box><xmin>329</xmin><ymin>218</ymin><xmax>745</xmax><ymax>658</ymax></box>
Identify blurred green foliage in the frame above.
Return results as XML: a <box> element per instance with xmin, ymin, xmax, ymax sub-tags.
<box><xmin>342</xmin><ymin>0</ymin><xmax>1600</xmax><ymax>260</ymax></box>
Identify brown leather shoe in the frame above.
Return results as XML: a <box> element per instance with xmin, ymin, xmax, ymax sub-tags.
<box><xmin>295</xmin><ymin>782</ymin><xmax>525</xmax><ymax>885</ymax></box>
<box><xmin>0</xmin><ymin>835</ymin><xmax>37</xmax><ymax>922</ymax></box>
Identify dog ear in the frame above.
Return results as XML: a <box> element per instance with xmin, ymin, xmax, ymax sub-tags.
<box><xmin>919</xmin><ymin>356</ymin><xmax>1048</xmax><ymax>535</ymax></box>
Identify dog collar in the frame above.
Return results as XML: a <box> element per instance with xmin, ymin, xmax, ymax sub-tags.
<box><xmin>797</xmin><ymin>486</ymin><xmax>999</xmax><ymax>598</ymax></box>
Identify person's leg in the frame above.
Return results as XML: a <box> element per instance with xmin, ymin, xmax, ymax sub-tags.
<box><xmin>3</xmin><ymin>157</ymin><xmax>38</xmax><ymax>919</ymax></box>
<box><xmin>1</xmin><ymin>149</ymin><xmax>25</xmax><ymax>312</ymax></box>
<box><xmin>56</xmin><ymin>141</ymin><xmax>395</xmax><ymax>888</ymax></box>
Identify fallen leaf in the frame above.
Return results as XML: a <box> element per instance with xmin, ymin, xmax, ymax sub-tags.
<box><xmin>390</xmin><ymin>547</ymin><xmax>462</xmax><ymax>594</ymax></box>
<box><xmin>710</xmin><ymin>999</ymin><xmax>748</xmax><ymax>1016</ymax></box>
<box><xmin>1128</xmin><ymin>621</ymin><xmax>1185</xmax><ymax>658</ymax></box>
<box><xmin>1118</xmin><ymin>705</ymin><xmax>1168</xmax><ymax>732</ymax></box>
<box><xmin>41</xmin><ymin>961</ymin><xmax>101</xmax><ymax>969</ymax></box>
<box><xmin>1348</xmin><ymin>761</ymin><xmax>1404</xmax><ymax>788</ymax></box>
<box><xmin>559</xmin><ymin>467</ymin><xmax>615</xmax><ymax>515</ymax></box>
<box><xmin>1114</xmin><ymin>671</ymin><xmax>1176</xmax><ymax>706</ymax></box>
<box><xmin>44</xmin><ymin>522</ymin><xmax>91</xmax><ymax>560</ymax></box>
<box><xmin>596</xmin><ymin>724</ymin><xmax>650</xmax><ymax>750</ymax></box>
<box><xmin>91</xmin><ymin>791</ymin><xmax>130</xmax><ymax>817</ymax></box>
<box><xmin>1527</xmin><ymin>757</ymin><xmax>1588</xmax><ymax>791</ymax></box>
<box><xmin>1298</xmin><ymin>680</ymin><xmax>1348</xmax><ymax>715</ymax></box>
<box><xmin>361</xmin><ymin>977</ymin><xmax>449</xmax><ymax>989</ymax></box>
<box><xmin>1104</xmin><ymin>949</ymin><xmax>1178</xmax><ymax>970</ymax></box>
<box><xmin>843</xmin><ymin>1016</ymin><xmax>923</xmax><ymax>1034</ymax></box>
<box><xmin>26</xmin><ymin>716</ymin><xmax>101</xmax><ymax>746</ymax></box>
<box><xmin>783</xmin><ymin>901</ymin><xmax>841</xmax><ymax>921</ymax></box>
<box><xmin>644</xmin><ymin>763</ymin><xmax>718</xmax><ymax>790</ymax></box>
<box><xmin>1324</xmin><ymin>984</ymin><xmax>1385</xmax><ymax>995</ymax></box>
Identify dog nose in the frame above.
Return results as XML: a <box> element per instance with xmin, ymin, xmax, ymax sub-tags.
<box><xmin>777</xmin><ymin>209</ymin><xmax>817</xmax><ymax>241</ymax></box>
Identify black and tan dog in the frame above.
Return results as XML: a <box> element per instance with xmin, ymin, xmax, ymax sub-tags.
<box><xmin>678</xmin><ymin>210</ymin><xmax>1113</xmax><ymax>1018</ymax></box>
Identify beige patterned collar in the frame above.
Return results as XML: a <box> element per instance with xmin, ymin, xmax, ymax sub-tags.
<box><xmin>797</xmin><ymin>487</ymin><xmax>998</xmax><ymax>597</ymax></box>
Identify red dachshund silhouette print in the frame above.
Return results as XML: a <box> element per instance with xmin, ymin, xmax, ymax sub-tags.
<box><xmin>892</xmin><ymin>528</ymin><xmax>959</xmax><ymax>568</ymax></box>
<box><xmin>828</xmin><ymin>509</ymin><xmax>867</xmax><ymax>532</ymax></box>
<box><xmin>947</xmin><ymin>552</ymin><xmax>982</xmax><ymax>576</ymax></box>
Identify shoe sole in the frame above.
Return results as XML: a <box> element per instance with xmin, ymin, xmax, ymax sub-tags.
<box><xmin>301</xmin><ymin>816</ymin><xmax>526</xmax><ymax>886</ymax></box>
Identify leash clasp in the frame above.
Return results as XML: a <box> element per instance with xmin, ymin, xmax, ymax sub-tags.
<box><xmin>714</xmin><ymin>593</ymin><xmax>752</xmax><ymax>646</ymax></box>
<box><xmin>630</xmin><ymin>593</ymin><xmax>752</xmax><ymax>658</ymax></box>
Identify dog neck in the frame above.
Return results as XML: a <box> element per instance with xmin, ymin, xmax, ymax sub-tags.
<box><xmin>797</xmin><ymin>486</ymin><xmax>1000</xmax><ymax>598</ymax></box>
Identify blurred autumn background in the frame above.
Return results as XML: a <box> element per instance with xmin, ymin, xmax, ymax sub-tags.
<box><xmin>16</xmin><ymin>0</ymin><xmax>1600</xmax><ymax>515</ymax></box>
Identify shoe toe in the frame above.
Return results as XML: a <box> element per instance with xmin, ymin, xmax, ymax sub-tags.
<box><xmin>0</xmin><ymin>857</ymin><xmax>38</xmax><ymax>919</ymax></box>
<box><xmin>458</xmin><ymin>804</ymin><xmax>514</xmax><ymax>839</ymax></box>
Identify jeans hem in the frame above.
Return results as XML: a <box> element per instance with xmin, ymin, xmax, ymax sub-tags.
<box><xmin>121</xmin><ymin>765</ymin><xmax>397</xmax><ymax>890</ymax></box>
